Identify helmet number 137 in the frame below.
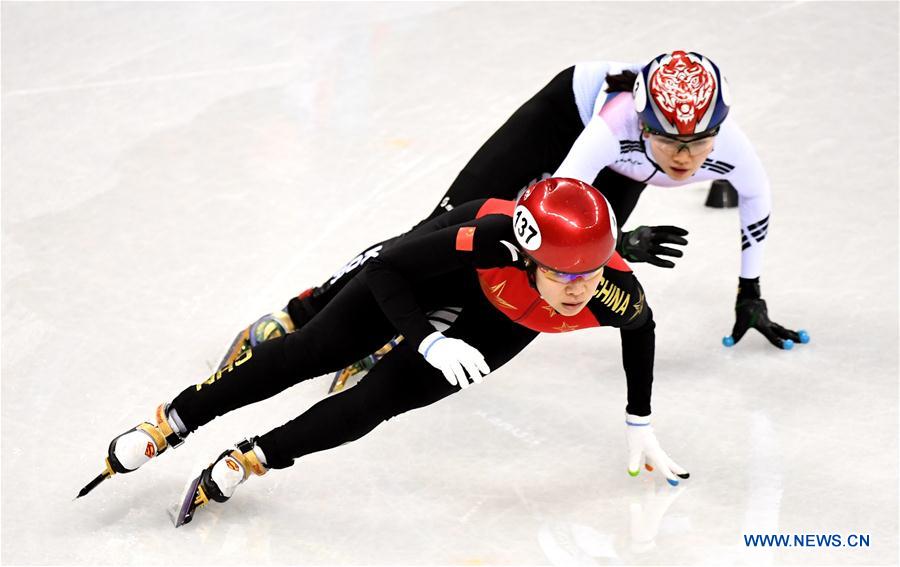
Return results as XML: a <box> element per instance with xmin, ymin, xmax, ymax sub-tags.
<box><xmin>514</xmin><ymin>208</ymin><xmax>539</xmax><ymax>247</ymax></box>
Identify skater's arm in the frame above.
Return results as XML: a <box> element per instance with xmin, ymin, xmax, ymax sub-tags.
<box><xmin>586</xmin><ymin>264</ymin><xmax>654</xmax><ymax>416</ymax></box>
<box><xmin>553</xmin><ymin>94</ymin><xmax>625</xmax><ymax>182</ymax></box>
<box><xmin>614</xmin><ymin>274</ymin><xmax>654</xmax><ymax>417</ymax></box>
<box><xmin>714</xmin><ymin>124</ymin><xmax>805</xmax><ymax>350</ymax></box>
<box><xmin>715</xmin><ymin>122</ymin><xmax>772</xmax><ymax>280</ymax></box>
<box><xmin>365</xmin><ymin>215</ymin><xmax>516</xmax><ymax>346</ymax></box>
<box><xmin>620</xmin><ymin>311</ymin><xmax>654</xmax><ymax>417</ymax></box>
<box><xmin>618</xmin><ymin>304</ymin><xmax>689</xmax><ymax>485</ymax></box>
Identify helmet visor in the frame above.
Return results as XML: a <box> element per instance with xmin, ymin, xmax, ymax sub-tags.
<box><xmin>537</xmin><ymin>264</ymin><xmax>605</xmax><ymax>284</ymax></box>
<box><xmin>646</xmin><ymin>127</ymin><xmax>718</xmax><ymax>157</ymax></box>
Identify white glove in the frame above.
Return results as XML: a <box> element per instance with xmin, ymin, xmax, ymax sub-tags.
<box><xmin>625</xmin><ymin>413</ymin><xmax>689</xmax><ymax>486</ymax></box>
<box><xmin>418</xmin><ymin>331</ymin><xmax>490</xmax><ymax>389</ymax></box>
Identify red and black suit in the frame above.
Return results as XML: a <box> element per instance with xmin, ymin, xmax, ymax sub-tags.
<box><xmin>169</xmin><ymin>199</ymin><xmax>655</xmax><ymax>469</ymax></box>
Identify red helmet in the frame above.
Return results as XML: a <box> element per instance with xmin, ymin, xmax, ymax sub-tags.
<box><xmin>513</xmin><ymin>177</ymin><xmax>617</xmax><ymax>273</ymax></box>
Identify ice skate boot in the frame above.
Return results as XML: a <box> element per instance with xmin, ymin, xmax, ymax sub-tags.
<box><xmin>76</xmin><ymin>403</ymin><xmax>188</xmax><ymax>498</ymax></box>
<box><xmin>219</xmin><ymin>309</ymin><xmax>296</xmax><ymax>370</ymax></box>
<box><xmin>328</xmin><ymin>336</ymin><xmax>403</xmax><ymax>393</ymax></box>
<box><xmin>173</xmin><ymin>438</ymin><xmax>268</xmax><ymax>527</ymax></box>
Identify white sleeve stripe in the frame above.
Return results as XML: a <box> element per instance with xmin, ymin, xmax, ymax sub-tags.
<box><xmin>500</xmin><ymin>240</ymin><xmax>520</xmax><ymax>262</ymax></box>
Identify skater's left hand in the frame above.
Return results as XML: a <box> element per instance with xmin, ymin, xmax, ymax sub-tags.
<box><xmin>418</xmin><ymin>331</ymin><xmax>490</xmax><ymax>389</ymax></box>
<box><xmin>625</xmin><ymin>413</ymin><xmax>689</xmax><ymax>486</ymax></box>
<box><xmin>617</xmin><ymin>225</ymin><xmax>689</xmax><ymax>268</ymax></box>
<box><xmin>723</xmin><ymin>277</ymin><xmax>809</xmax><ymax>350</ymax></box>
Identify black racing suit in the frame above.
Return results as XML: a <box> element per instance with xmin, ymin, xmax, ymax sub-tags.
<box><xmin>172</xmin><ymin>200</ymin><xmax>655</xmax><ymax>469</ymax></box>
<box><xmin>290</xmin><ymin>66</ymin><xmax>645</xmax><ymax>324</ymax></box>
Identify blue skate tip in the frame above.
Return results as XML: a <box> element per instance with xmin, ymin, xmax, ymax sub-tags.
<box><xmin>782</xmin><ymin>339</ymin><xmax>794</xmax><ymax>350</ymax></box>
<box><xmin>798</xmin><ymin>330</ymin><xmax>810</xmax><ymax>344</ymax></box>
<box><xmin>722</xmin><ymin>336</ymin><xmax>735</xmax><ymax>347</ymax></box>
<box><xmin>667</xmin><ymin>478</ymin><xmax>679</xmax><ymax>487</ymax></box>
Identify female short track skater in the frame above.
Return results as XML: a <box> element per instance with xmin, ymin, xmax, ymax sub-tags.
<box><xmin>223</xmin><ymin>50</ymin><xmax>807</xmax><ymax>375</ymax></box>
<box><xmin>81</xmin><ymin>178</ymin><xmax>689</xmax><ymax>526</ymax></box>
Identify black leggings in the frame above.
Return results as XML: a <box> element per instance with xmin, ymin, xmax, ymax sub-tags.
<box><xmin>172</xmin><ymin>277</ymin><xmax>538</xmax><ymax>469</ymax></box>
<box><xmin>293</xmin><ymin>67</ymin><xmax>646</xmax><ymax>322</ymax></box>
<box><xmin>429</xmin><ymin>66</ymin><xmax>645</xmax><ymax>219</ymax></box>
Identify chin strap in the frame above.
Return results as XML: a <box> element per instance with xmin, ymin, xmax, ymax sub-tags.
<box><xmin>638</xmin><ymin>134</ymin><xmax>664</xmax><ymax>183</ymax></box>
<box><xmin>523</xmin><ymin>258</ymin><xmax>539</xmax><ymax>289</ymax></box>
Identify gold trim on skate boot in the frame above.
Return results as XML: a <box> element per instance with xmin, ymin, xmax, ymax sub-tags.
<box><xmin>226</xmin><ymin>450</ymin><xmax>251</xmax><ymax>482</ymax></box>
<box><xmin>239</xmin><ymin>448</ymin><xmax>268</xmax><ymax>477</ymax></box>
<box><xmin>267</xmin><ymin>311</ymin><xmax>296</xmax><ymax>335</ymax></box>
<box><xmin>154</xmin><ymin>404</ymin><xmax>185</xmax><ymax>449</ymax></box>
<box><xmin>136</xmin><ymin>422</ymin><xmax>167</xmax><ymax>456</ymax></box>
<box><xmin>229</xmin><ymin>449</ymin><xmax>268</xmax><ymax>479</ymax></box>
<box><xmin>329</xmin><ymin>365</ymin><xmax>355</xmax><ymax>394</ymax></box>
<box><xmin>220</xmin><ymin>311</ymin><xmax>296</xmax><ymax>370</ymax></box>
<box><xmin>194</xmin><ymin>485</ymin><xmax>210</xmax><ymax>508</ymax></box>
<box><xmin>103</xmin><ymin>457</ymin><xmax>117</xmax><ymax>478</ymax></box>
<box><xmin>328</xmin><ymin>336</ymin><xmax>404</xmax><ymax>394</ymax></box>
<box><xmin>155</xmin><ymin>405</ymin><xmax>173</xmax><ymax>438</ymax></box>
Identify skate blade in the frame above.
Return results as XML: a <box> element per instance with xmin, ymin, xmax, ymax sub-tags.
<box><xmin>328</xmin><ymin>368</ymin><xmax>352</xmax><ymax>394</ymax></box>
<box><xmin>75</xmin><ymin>458</ymin><xmax>117</xmax><ymax>500</ymax></box>
<box><xmin>327</xmin><ymin>337</ymin><xmax>401</xmax><ymax>394</ymax></box>
<box><xmin>218</xmin><ymin>328</ymin><xmax>251</xmax><ymax>371</ymax></box>
<box><xmin>75</xmin><ymin>469</ymin><xmax>112</xmax><ymax>499</ymax></box>
<box><xmin>328</xmin><ymin>365</ymin><xmax>371</xmax><ymax>394</ymax></box>
<box><xmin>172</xmin><ymin>475</ymin><xmax>202</xmax><ymax>527</ymax></box>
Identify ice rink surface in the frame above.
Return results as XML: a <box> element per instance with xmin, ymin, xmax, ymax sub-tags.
<box><xmin>2</xmin><ymin>2</ymin><xmax>898</xmax><ymax>565</ymax></box>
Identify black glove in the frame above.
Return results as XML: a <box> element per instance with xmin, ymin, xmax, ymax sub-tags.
<box><xmin>616</xmin><ymin>225</ymin><xmax>689</xmax><ymax>268</ymax></box>
<box><xmin>726</xmin><ymin>277</ymin><xmax>808</xmax><ymax>350</ymax></box>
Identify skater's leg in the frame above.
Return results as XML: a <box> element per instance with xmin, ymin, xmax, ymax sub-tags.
<box><xmin>254</xmin><ymin>297</ymin><xmax>539</xmax><ymax>469</ymax></box>
<box><xmin>219</xmin><ymin>237</ymin><xmax>401</xmax><ymax>368</ymax></box>
<box><xmin>172</xmin><ymin>276</ymin><xmax>399</xmax><ymax>433</ymax></box>
<box><xmin>429</xmin><ymin>66</ymin><xmax>584</xmax><ymax>218</ymax></box>
<box><xmin>171</xmin><ymin>292</ymin><xmax>538</xmax><ymax>524</ymax></box>
<box><xmin>255</xmin><ymin>341</ymin><xmax>452</xmax><ymax>468</ymax></box>
<box><xmin>288</xmin><ymin>238</ymin><xmax>401</xmax><ymax>324</ymax></box>
<box><xmin>592</xmin><ymin>167</ymin><xmax>647</xmax><ymax>225</ymax></box>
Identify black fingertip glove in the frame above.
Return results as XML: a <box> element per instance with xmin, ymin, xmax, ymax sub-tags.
<box><xmin>616</xmin><ymin>225</ymin><xmax>689</xmax><ymax>268</ymax></box>
<box><xmin>731</xmin><ymin>277</ymin><xmax>802</xmax><ymax>349</ymax></box>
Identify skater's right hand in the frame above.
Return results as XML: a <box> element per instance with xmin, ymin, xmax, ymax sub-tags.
<box><xmin>723</xmin><ymin>277</ymin><xmax>809</xmax><ymax>350</ymax></box>
<box><xmin>418</xmin><ymin>331</ymin><xmax>490</xmax><ymax>389</ymax></box>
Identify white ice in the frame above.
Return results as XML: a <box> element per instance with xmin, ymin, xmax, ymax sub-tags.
<box><xmin>2</xmin><ymin>2</ymin><xmax>898</xmax><ymax>566</ymax></box>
